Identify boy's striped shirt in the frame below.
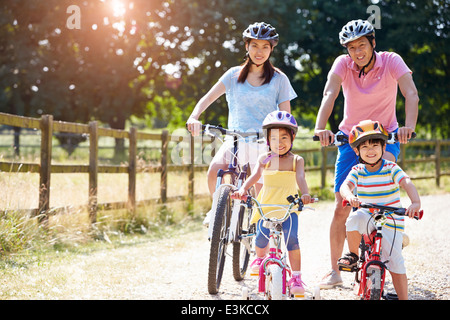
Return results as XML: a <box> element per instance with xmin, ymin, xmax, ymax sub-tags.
<box><xmin>345</xmin><ymin>159</ymin><xmax>408</xmax><ymax>231</ymax></box>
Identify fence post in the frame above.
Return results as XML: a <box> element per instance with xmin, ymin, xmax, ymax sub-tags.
<box><xmin>89</xmin><ymin>121</ymin><xmax>98</xmax><ymax>224</ymax></box>
<box><xmin>38</xmin><ymin>114</ymin><xmax>53</xmax><ymax>226</ymax></box>
<box><xmin>161</xmin><ymin>130</ymin><xmax>168</xmax><ymax>203</ymax></box>
<box><xmin>128</xmin><ymin>127</ymin><xmax>137</xmax><ymax>214</ymax></box>
<box><xmin>188</xmin><ymin>134</ymin><xmax>194</xmax><ymax>209</ymax></box>
<box><xmin>399</xmin><ymin>144</ymin><xmax>406</xmax><ymax>169</ymax></box>
<box><xmin>321</xmin><ymin>147</ymin><xmax>327</xmax><ymax>189</ymax></box>
<box><xmin>435</xmin><ymin>139</ymin><xmax>441</xmax><ymax>187</ymax></box>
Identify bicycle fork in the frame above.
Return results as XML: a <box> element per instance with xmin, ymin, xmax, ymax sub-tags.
<box><xmin>258</xmin><ymin>234</ymin><xmax>289</xmax><ymax>295</ymax></box>
<box><xmin>357</xmin><ymin>222</ymin><xmax>387</xmax><ymax>299</ymax></box>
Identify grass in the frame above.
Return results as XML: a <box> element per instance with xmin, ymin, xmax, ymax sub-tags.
<box><xmin>1</xmin><ymin>127</ymin><xmax>449</xmax><ymax>257</ymax></box>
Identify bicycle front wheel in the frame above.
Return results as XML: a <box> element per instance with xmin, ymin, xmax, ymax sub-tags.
<box><xmin>364</xmin><ymin>264</ymin><xmax>385</xmax><ymax>300</ymax></box>
<box><xmin>207</xmin><ymin>186</ymin><xmax>232</xmax><ymax>294</ymax></box>
<box><xmin>232</xmin><ymin>204</ymin><xmax>253</xmax><ymax>281</ymax></box>
<box><xmin>266</xmin><ymin>264</ymin><xmax>283</xmax><ymax>300</ymax></box>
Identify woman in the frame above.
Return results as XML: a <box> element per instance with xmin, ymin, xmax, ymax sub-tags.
<box><xmin>186</xmin><ymin>22</ymin><xmax>297</xmax><ymax>223</ymax></box>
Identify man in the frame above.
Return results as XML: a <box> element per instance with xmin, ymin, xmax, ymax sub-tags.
<box><xmin>314</xmin><ymin>19</ymin><xmax>419</xmax><ymax>288</ymax></box>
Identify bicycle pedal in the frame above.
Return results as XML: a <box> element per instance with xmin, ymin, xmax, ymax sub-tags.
<box><xmin>291</xmin><ymin>293</ymin><xmax>305</xmax><ymax>299</ymax></box>
<box><xmin>249</xmin><ymin>271</ymin><xmax>259</xmax><ymax>277</ymax></box>
<box><xmin>339</xmin><ymin>265</ymin><xmax>357</xmax><ymax>272</ymax></box>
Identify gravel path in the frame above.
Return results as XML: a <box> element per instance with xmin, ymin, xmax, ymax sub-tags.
<box><xmin>2</xmin><ymin>194</ymin><xmax>449</xmax><ymax>300</ymax></box>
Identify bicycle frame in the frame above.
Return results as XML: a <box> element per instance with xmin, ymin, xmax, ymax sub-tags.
<box><xmin>342</xmin><ymin>200</ymin><xmax>423</xmax><ymax>300</ymax></box>
<box><xmin>355</xmin><ymin>214</ymin><xmax>388</xmax><ymax>300</ymax></box>
<box><xmin>238</xmin><ymin>194</ymin><xmax>317</xmax><ymax>298</ymax></box>
<box><xmin>204</xmin><ymin>125</ymin><xmax>262</xmax><ymax>242</ymax></box>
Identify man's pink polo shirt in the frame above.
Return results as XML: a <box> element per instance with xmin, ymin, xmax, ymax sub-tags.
<box><xmin>330</xmin><ymin>51</ymin><xmax>412</xmax><ymax>135</ymax></box>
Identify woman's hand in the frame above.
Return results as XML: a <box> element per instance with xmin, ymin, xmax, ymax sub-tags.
<box><xmin>186</xmin><ymin>118</ymin><xmax>202</xmax><ymax>137</ymax></box>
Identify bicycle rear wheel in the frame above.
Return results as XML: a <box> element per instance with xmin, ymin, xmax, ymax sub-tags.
<box><xmin>207</xmin><ymin>186</ymin><xmax>232</xmax><ymax>294</ymax></box>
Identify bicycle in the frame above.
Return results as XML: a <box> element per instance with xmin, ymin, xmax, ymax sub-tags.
<box><xmin>191</xmin><ymin>124</ymin><xmax>264</xmax><ymax>294</ymax></box>
<box><xmin>341</xmin><ymin>200</ymin><xmax>424</xmax><ymax>300</ymax></box>
<box><xmin>233</xmin><ymin>193</ymin><xmax>321</xmax><ymax>300</ymax></box>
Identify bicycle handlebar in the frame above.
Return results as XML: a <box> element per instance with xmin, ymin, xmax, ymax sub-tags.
<box><xmin>312</xmin><ymin>132</ymin><xmax>416</xmax><ymax>146</ymax></box>
<box><xmin>342</xmin><ymin>199</ymin><xmax>423</xmax><ymax>220</ymax></box>
<box><xmin>231</xmin><ymin>193</ymin><xmax>319</xmax><ymax>223</ymax></box>
<box><xmin>186</xmin><ymin>123</ymin><xmax>263</xmax><ymax>139</ymax></box>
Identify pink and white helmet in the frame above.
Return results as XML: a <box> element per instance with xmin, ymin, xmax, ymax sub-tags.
<box><xmin>262</xmin><ymin>110</ymin><xmax>298</xmax><ymax>137</ymax></box>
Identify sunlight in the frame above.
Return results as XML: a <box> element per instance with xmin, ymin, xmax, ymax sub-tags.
<box><xmin>110</xmin><ymin>0</ymin><xmax>126</xmax><ymax>17</ymax></box>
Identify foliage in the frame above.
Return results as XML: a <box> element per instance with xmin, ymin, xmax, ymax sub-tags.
<box><xmin>0</xmin><ymin>0</ymin><xmax>448</xmax><ymax>139</ymax></box>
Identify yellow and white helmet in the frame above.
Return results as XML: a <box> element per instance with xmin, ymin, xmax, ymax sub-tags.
<box><xmin>349</xmin><ymin>120</ymin><xmax>388</xmax><ymax>148</ymax></box>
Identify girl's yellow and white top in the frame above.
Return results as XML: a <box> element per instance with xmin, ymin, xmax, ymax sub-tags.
<box><xmin>250</xmin><ymin>155</ymin><xmax>299</xmax><ymax>224</ymax></box>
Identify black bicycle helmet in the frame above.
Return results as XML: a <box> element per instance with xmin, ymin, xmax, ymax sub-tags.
<box><xmin>242</xmin><ymin>22</ymin><xmax>279</xmax><ymax>47</ymax></box>
<box><xmin>339</xmin><ymin>19</ymin><xmax>375</xmax><ymax>47</ymax></box>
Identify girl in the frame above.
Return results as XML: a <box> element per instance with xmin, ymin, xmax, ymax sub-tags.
<box><xmin>186</xmin><ymin>22</ymin><xmax>297</xmax><ymax>200</ymax></box>
<box><xmin>233</xmin><ymin>111</ymin><xmax>311</xmax><ymax>295</ymax></box>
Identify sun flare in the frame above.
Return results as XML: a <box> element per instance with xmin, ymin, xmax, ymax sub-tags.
<box><xmin>111</xmin><ymin>0</ymin><xmax>126</xmax><ymax>17</ymax></box>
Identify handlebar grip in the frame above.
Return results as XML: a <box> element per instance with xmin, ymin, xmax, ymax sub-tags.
<box><xmin>415</xmin><ymin>210</ymin><xmax>424</xmax><ymax>220</ymax></box>
<box><xmin>312</xmin><ymin>135</ymin><xmax>320</xmax><ymax>141</ymax></box>
<box><xmin>230</xmin><ymin>194</ymin><xmax>248</xmax><ymax>201</ymax></box>
<box><xmin>342</xmin><ymin>199</ymin><xmax>350</xmax><ymax>207</ymax></box>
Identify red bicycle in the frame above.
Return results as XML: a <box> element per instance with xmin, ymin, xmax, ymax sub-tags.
<box><xmin>341</xmin><ymin>200</ymin><xmax>423</xmax><ymax>300</ymax></box>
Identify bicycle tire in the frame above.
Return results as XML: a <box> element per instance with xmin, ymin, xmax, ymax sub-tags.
<box><xmin>266</xmin><ymin>264</ymin><xmax>283</xmax><ymax>300</ymax></box>
<box><xmin>364</xmin><ymin>264</ymin><xmax>384</xmax><ymax>300</ymax></box>
<box><xmin>207</xmin><ymin>186</ymin><xmax>232</xmax><ymax>294</ymax></box>
<box><xmin>232</xmin><ymin>205</ymin><xmax>252</xmax><ymax>281</ymax></box>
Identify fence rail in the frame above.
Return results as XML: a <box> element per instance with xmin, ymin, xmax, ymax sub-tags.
<box><xmin>1</xmin><ymin>112</ymin><xmax>449</xmax><ymax>225</ymax></box>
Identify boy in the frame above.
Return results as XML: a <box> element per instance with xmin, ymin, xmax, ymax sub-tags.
<box><xmin>338</xmin><ymin>120</ymin><xmax>421</xmax><ymax>300</ymax></box>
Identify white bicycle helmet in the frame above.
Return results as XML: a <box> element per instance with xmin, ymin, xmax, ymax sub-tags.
<box><xmin>243</xmin><ymin>22</ymin><xmax>279</xmax><ymax>47</ymax></box>
<box><xmin>262</xmin><ymin>111</ymin><xmax>298</xmax><ymax>159</ymax></box>
<box><xmin>262</xmin><ymin>110</ymin><xmax>298</xmax><ymax>137</ymax></box>
<box><xmin>339</xmin><ymin>19</ymin><xmax>375</xmax><ymax>47</ymax></box>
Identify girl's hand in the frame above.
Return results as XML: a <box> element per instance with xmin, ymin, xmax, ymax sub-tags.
<box><xmin>406</xmin><ymin>202</ymin><xmax>421</xmax><ymax>219</ymax></box>
<box><xmin>301</xmin><ymin>194</ymin><xmax>311</xmax><ymax>204</ymax></box>
<box><xmin>346</xmin><ymin>196</ymin><xmax>361</xmax><ymax>208</ymax></box>
<box><xmin>232</xmin><ymin>188</ymin><xmax>246</xmax><ymax>201</ymax></box>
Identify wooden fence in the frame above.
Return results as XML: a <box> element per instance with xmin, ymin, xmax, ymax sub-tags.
<box><xmin>1</xmin><ymin>112</ymin><xmax>449</xmax><ymax>225</ymax></box>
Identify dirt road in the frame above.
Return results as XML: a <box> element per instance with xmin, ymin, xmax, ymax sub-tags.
<box><xmin>2</xmin><ymin>194</ymin><xmax>449</xmax><ymax>300</ymax></box>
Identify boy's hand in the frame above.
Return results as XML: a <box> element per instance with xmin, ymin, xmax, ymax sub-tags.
<box><xmin>406</xmin><ymin>203</ymin><xmax>421</xmax><ymax>219</ymax></box>
<box><xmin>301</xmin><ymin>194</ymin><xmax>311</xmax><ymax>204</ymax></box>
<box><xmin>346</xmin><ymin>196</ymin><xmax>361</xmax><ymax>208</ymax></box>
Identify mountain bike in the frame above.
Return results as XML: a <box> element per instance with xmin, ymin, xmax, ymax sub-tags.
<box><xmin>234</xmin><ymin>193</ymin><xmax>321</xmax><ymax>300</ymax></box>
<box><xmin>193</xmin><ymin>124</ymin><xmax>263</xmax><ymax>294</ymax></box>
<box><xmin>341</xmin><ymin>200</ymin><xmax>423</xmax><ymax>300</ymax></box>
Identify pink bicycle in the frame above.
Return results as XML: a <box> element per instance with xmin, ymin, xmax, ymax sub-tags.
<box><xmin>234</xmin><ymin>193</ymin><xmax>321</xmax><ymax>300</ymax></box>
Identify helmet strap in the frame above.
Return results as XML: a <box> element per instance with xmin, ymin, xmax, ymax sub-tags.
<box><xmin>359</xmin><ymin>50</ymin><xmax>375</xmax><ymax>78</ymax></box>
<box><xmin>245</xmin><ymin>50</ymin><xmax>271</xmax><ymax>68</ymax></box>
<box><xmin>358</xmin><ymin>150</ymin><xmax>383</xmax><ymax>167</ymax></box>
<box><xmin>358</xmin><ymin>44</ymin><xmax>377</xmax><ymax>78</ymax></box>
<box><xmin>262</xmin><ymin>146</ymin><xmax>292</xmax><ymax>164</ymax></box>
